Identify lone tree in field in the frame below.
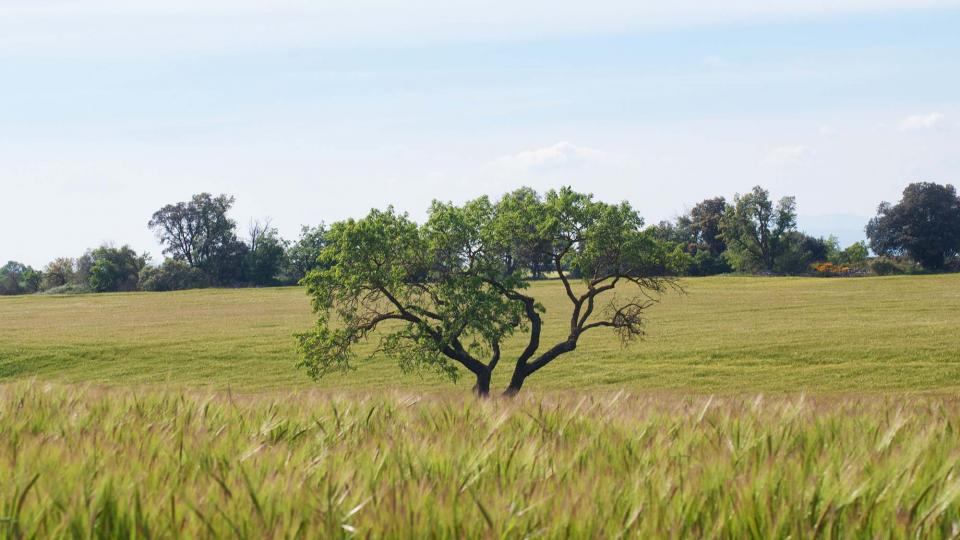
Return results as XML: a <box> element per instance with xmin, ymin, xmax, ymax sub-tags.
<box><xmin>296</xmin><ymin>187</ymin><xmax>683</xmax><ymax>396</ymax></box>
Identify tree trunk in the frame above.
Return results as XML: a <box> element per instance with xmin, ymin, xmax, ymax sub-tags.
<box><xmin>473</xmin><ymin>370</ymin><xmax>492</xmax><ymax>398</ymax></box>
<box><xmin>502</xmin><ymin>366</ymin><xmax>527</xmax><ymax>397</ymax></box>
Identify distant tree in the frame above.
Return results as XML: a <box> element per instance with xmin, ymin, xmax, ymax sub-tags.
<box><xmin>296</xmin><ymin>187</ymin><xmax>683</xmax><ymax>397</ymax></box>
<box><xmin>138</xmin><ymin>259</ymin><xmax>209</xmax><ymax>291</ymax></box>
<box><xmin>721</xmin><ymin>186</ymin><xmax>797</xmax><ymax>272</ymax></box>
<box><xmin>646</xmin><ymin>198</ymin><xmax>732</xmax><ymax>277</ymax></box>
<box><xmin>285</xmin><ymin>224</ymin><xmax>327</xmax><ymax>283</ymax></box>
<box><xmin>74</xmin><ymin>252</ymin><xmax>94</xmax><ymax>286</ymax></box>
<box><xmin>775</xmin><ymin>232</ymin><xmax>830</xmax><ymax>274</ymax></box>
<box><xmin>245</xmin><ymin>219</ymin><xmax>288</xmax><ymax>286</ymax></box>
<box><xmin>42</xmin><ymin>257</ymin><xmax>76</xmax><ymax>290</ymax></box>
<box><xmin>689</xmin><ymin>197</ymin><xmax>727</xmax><ymax>255</ymax></box>
<box><xmin>87</xmin><ymin>245</ymin><xmax>147</xmax><ymax>292</ymax></box>
<box><xmin>148</xmin><ymin>193</ymin><xmax>245</xmax><ymax>284</ymax></box>
<box><xmin>0</xmin><ymin>261</ymin><xmax>42</xmax><ymax>295</ymax></box>
<box><xmin>866</xmin><ymin>182</ymin><xmax>960</xmax><ymax>270</ymax></box>
<box><xmin>648</xmin><ymin>218</ymin><xmax>694</xmax><ymax>248</ymax></box>
<box><xmin>838</xmin><ymin>241</ymin><xmax>869</xmax><ymax>267</ymax></box>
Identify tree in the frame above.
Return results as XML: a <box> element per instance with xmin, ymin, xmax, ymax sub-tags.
<box><xmin>866</xmin><ymin>182</ymin><xmax>960</xmax><ymax>270</ymax></box>
<box><xmin>296</xmin><ymin>187</ymin><xmax>683</xmax><ymax>397</ymax></box>
<box><xmin>42</xmin><ymin>257</ymin><xmax>76</xmax><ymax>290</ymax></box>
<box><xmin>689</xmin><ymin>197</ymin><xmax>727</xmax><ymax>255</ymax></box>
<box><xmin>245</xmin><ymin>219</ymin><xmax>288</xmax><ymax>286</ymax></box>
<box><xmin>87</xmin><ymin>245</ymin><xmax>147</xmax><ymax>292</ymax></box>
<box><xmin>648</xmin><ymin>218</ymin><xmax>694</xmax><ymax>248</ymax></box>
<box><xmin>721</xmin><ymin>186</ymin><xmax>797</xmax><ymax>272</ymax></box>
<box><xmin>774</xmin><ymin>232</ymin><xmax>830</xmax><ymax>274</ymax></box>
<box><xmin>838</xmin><ymin>241</ymin><xmax>869</xmax><ymax>267</ymax></box>
<box><xmin>148</xmin><ymin>193</ymin><xmax>245</xmax><ymax>284</ymax></box>
<box><xmin>285</xmin><ymin>224</ymin><xmax>327</xmax><ymax>283</ymax></box>
<box><xmin>0</xmin><ymin>261</ymin><xmax>42</xmax><ymax>295</ymax></box>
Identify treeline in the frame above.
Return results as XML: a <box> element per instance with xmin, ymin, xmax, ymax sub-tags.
<box><xmin>0</xmin><ymin>193</ymin><xmax>327</xmax><ymax>295</ymax></box>
<box><xmin>2</xmin><ymin>181</ymin><xmax>959</xmax><ymax>296</ymax></box>
<box><xmin>648</xmin><ymin>186</ymin><xmax>870</xmax><ymax>276</ymax></box>
<box><xmin>648</xmin><ymin>181</ymin><xmax>960</xmax><ymax>277</ymax></box>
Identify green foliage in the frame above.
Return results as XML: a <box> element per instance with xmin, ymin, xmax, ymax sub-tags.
<box><xmin>689</xmin><ymin>196</ymin><xmax>728</xmax><ymax>255</ymax></box>
<box><xmin>866</xmin><ymin>182</ymin><xmax>960</xmax><ymax>270</ymax></box>
<box><xmin>869</xmin><ymin>256</ymin><xmax>924</xmax><ymax>276</ymax></box>
<box><xmin>148</xmin><ymin>193</ymin><xmax>247</xmax><ymax>285</ymax></box>
<box><xmin>138</xmin><ymin>259</ymin><xmax>209</xmax><ymax>292</ymax></box>
<box><xmin>836</xmin><ymin>240</ymin><xmax>869</xmax><ymax>267</ymax></box>
<box><xmin>721</xmin><ymin>186</ymin><xmax>798</xmax><ymax>272</ymax></box>
<box><xmin>284</xmin><ymin>224</ymin><xmax>327</xmax><ymax>282</ymax></box>
<box><xmin>41</xmin><ymin>257</ymin><xmax>75</xmax><ymax>290</ymax></box>
<box><xmin>87</xmin><ymin>245</ymin><xmax>148</xmax><ymax>292</ymax></box>
<box><xmin>0</xmin><ymin>261</ymin><xmax>43</xmax><ymax>295</ymax></box>
<box><xmin>297</xmin><ymin>187</ymin><xmax>681</xmax><ymax>396</ymax></box>
<box><xmin>687</xmin><ymin>249</ymin><xmax>731</xmax><ymax>276</ymax></box>
<box><xmin>647</xmin><ymin>197</ymin><xmax>731</xmax><ymax>276</ymax></box>
<box><xmin>245</xmin><ymin>222</ymin><xmax>289</xmax><ymax>286</ymax></box>
<box><xmin>774</xmin><ymin>232</ymin><xmax>831</xmax><ymax>274</ymax></box>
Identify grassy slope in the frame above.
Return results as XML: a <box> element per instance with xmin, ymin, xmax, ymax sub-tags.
<box><xmin>1</xmin><ymin>274</ymin><xmax>959</xmax><ymax>393</ymax></box>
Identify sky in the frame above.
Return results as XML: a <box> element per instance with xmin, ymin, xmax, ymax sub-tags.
<box><xmin>2</xmin><ymin>1</ymin><xmax>960</xmax><ymax>267</ymax></box>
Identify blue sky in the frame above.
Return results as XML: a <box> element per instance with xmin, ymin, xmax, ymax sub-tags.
<box><xmin>2</xmin><ymin>1</ymin><xmax>959</xmax><ymax>266</ymax></box>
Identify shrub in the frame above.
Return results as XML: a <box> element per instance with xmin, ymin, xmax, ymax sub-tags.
<box><xmin>139</xmin><ymin>259</ymin><xmax>209</xmax><ymax>292</ymax></box>
<box><xmin>811</xmin><ymin>262</ymin><xmax>851</xmax><ymax>277</ymax></box>
<box><xmin>41</xmin><ymin>283</ymin><xmax>93</xmax><ymax>295</ymax></box>
<box><xmin>869</xmin><ymin>256</ymin><xmax>923</xmax><ymax>276</ymax></box>
<box><xmin>87</xmin><ymin>245</ymin><xmax>147</xmax><ymax>292</ymax></box>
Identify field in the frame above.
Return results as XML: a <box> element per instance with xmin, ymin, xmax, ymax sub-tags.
<box><xmin>3</xmin><ymin>384</ymin><xmax>960</xmax><ymax>538</ymax></box>
<box><xmin>3</xmin><ymin>275</ymin><xmax>960</xmax><ymax>537</ymax></box>
<box><xmin>2</xmin><ymin>274</ymin><xmax>960</xmax><ymax>393</ymax></box>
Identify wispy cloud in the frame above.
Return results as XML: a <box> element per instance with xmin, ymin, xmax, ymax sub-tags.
<box><xmin>898</xmin><ymin>112</ymin><xmax>945</xmax><ymax>130</ymax></box>
<box><xmin>498</xmin><ymin>142</ymin><xmax>608</xmax><ymax>172</ymax></box>
<box><xmin>767</xmin><ymin>144</ymin><xmax>813</xmax><ymax>164</ymax></box>
<box><xmin>2</xmin><ymin>0</ymin><xmax>960</xmax><ymax>57</ymax></box>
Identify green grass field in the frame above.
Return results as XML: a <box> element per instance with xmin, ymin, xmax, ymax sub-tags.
<box><xmin>3</xmin><ymin>275</ymin><xmax>960</xmax><ymax>537</ymax></box>
<box><xmin>2</xmin><ymin>274</ymin><xmax>959</xmax><ymax>393</ymax></box>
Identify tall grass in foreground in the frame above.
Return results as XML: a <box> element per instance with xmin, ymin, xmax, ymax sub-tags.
<box><xmin>1</xmin><ymin>384</ymin><xmax>959</xmax><ymax>538</ymax></box>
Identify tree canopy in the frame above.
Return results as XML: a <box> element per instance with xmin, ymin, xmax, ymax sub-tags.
<box><xmin>721</xmin><ymin>186</ymin><xmax>797</xmax><ymax>272</ymax></box>
<box><xmin>148</xmin><ymin>193</ymin><xmax>246</xmax><ymax>284</ymax></box>
<box><xmin>866</xmin><ymin>182</ymin><xmax>960</xmax><ymax>270</ymax></box>
<box><xmin>296</xmin><ymin>187</ymin><xmax>683</xmax><ymax>396</ymax></box>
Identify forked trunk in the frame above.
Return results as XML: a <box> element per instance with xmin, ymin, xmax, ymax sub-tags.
<box><xmin>502</xmin><ymin>366</ymin><xmax>527</xmax><ymax>397</ymax></box>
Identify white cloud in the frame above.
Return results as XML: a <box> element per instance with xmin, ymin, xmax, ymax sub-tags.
<box><xmin>767</xmin><ymin>144</ymin><xmax>813</xmax><ymax>164</ymax></box>
<box><xmin>498</xmin><ymin>142</ymin><xmax>608</xmax><ymax>172</ymax></box>
<box><xmin>898</xmin><ymin>112</ymin><xmax>945</xmax><ymax>131</ymax></box>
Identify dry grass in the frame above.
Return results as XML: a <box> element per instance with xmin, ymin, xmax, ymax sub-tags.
<box><xmin>2</xmin><ymin>383</ymin><xmax>960</xmax><ymax>538</ymax></box>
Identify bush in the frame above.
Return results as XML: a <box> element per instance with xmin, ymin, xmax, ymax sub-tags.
<box><xmin>687</xmin><ymin>250</ymin><xmax>731</xmax><ymax>276</ymax></box>
<box><xmin>139</xmin><ymin>260</ymin><xmax>209</xmax><ymax>292</ymax></box>
<box><xmin>87</xmin><ymin>246</ymin><xmax>147</xmax><ymax>292</ymax></box>
<box><xmin>41</xmin><ymin>283</ymin><xmax>93</xmax><ymax>295</ymax></box>
<box><xmin>0</xmin><ymin>261</ymin><xmax>42</xmax><ymax>295</ymax></box>
<box><xmin>811</xmin><ymin>262</ymin><xmax>852</xmax><ymax>277</ymax></box>
<box><xmin>869</xmin><ymin>256</ymin><xmax>923</xmax><ymax>276</ymax></box>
